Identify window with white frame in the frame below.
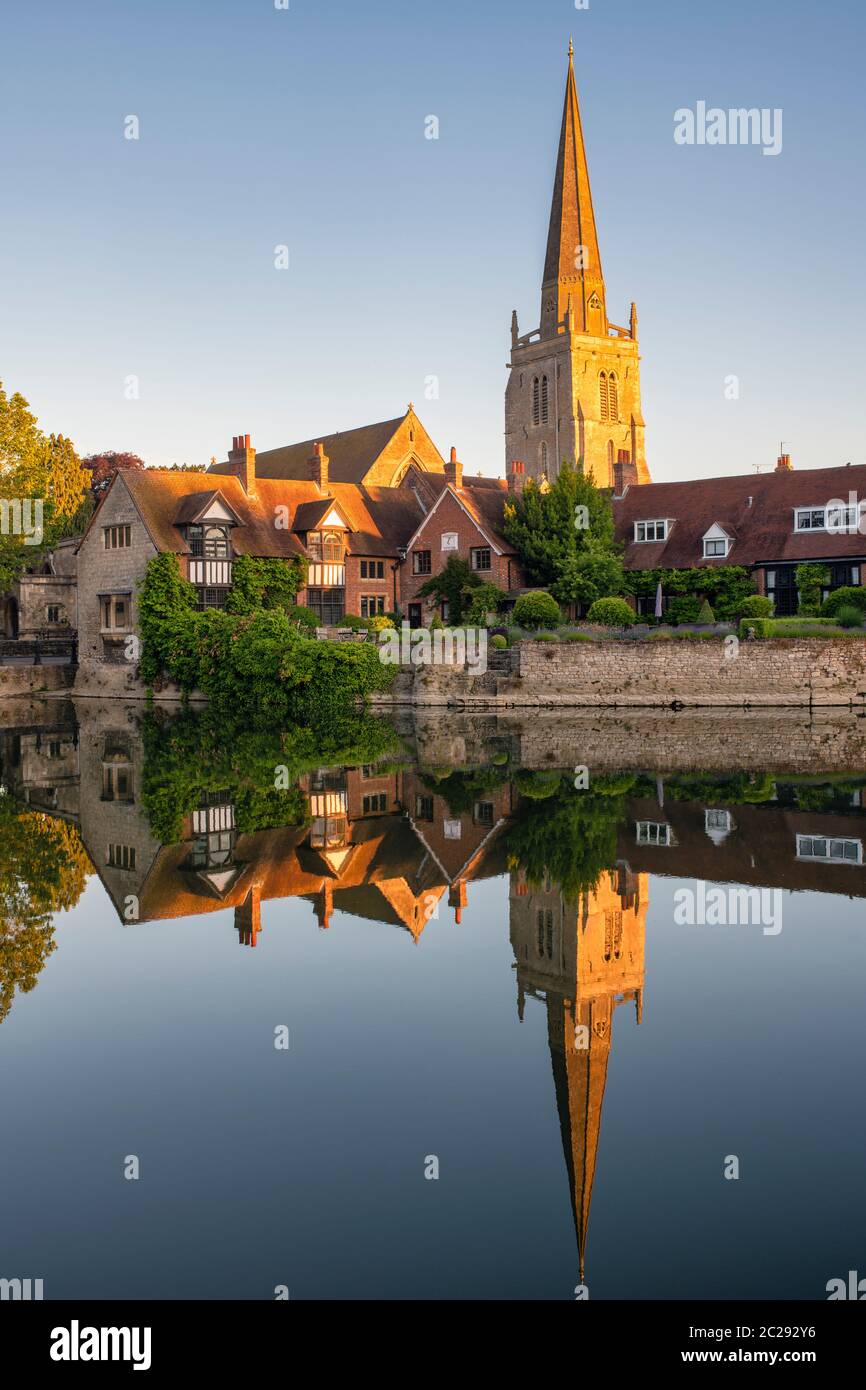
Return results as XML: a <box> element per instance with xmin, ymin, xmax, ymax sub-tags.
<box><xmin>100</xmin><ymin>594</ymin><xmax>130</xmax><ymax>631</ymax></box>
<box><xmin>794</xmin><ymin>503</ymin><xmax>864</xmax><ymax>534</ymax></box>
<box><xmin>634</xmin><ymin>520</ymin><xmax>668</xmax><ymax>543</ymax></box>
<box><xmin>441</xmin><ymin>532</ymin><xmax>458</xmax><ymax>551</ymax></box>
<box><xmin>703</xmin><ymin>525</ymin><xmax>731</xmax><ymax>559</ymax></box>
<box><xmin>796</xmin><ymin>834</ymin><xmax>862</xmax><ymax>864</ymax></box>
<box><xmin>705</xmin><ymin>809</ymin><xmax>733</xmax><ymax>834</ymax></box>
<box><xmin>443</xmin><ymin>818</ymin><xmax>461</xmax><ymax>839</ymax></box>
<box><xmin>471</xmin><ymin>547</ymin><xmax>492</xmax><ymax>571</ymax></box>
<box><xmin>636</xmin><ymin>821</ymin><xmax>672</xmax><ymax>846</ymax></box>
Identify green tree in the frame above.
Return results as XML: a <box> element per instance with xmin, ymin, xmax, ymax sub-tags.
<box><xmin>0</xmin><ymin>382</ymin><xmax>90</xmax><ymax>590</ymax></box>
<box><xmin>795</xmin><ymin>563</ymin><xmax>830</xmax><ymax>617</ymax></box>
<box><xmin>503</xmin><ymin>462</ymin><xmax>624</xmax><ymax>610</ymax></box>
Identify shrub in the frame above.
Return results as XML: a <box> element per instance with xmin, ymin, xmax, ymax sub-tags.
<box><xmin>795</xmin><ymin>562</ymin><xmax>830</xmax><ymax>617</ymax></box>
<box><xmin>286</xmin><ymin>604</ymin><xmax>318</xmax><ymax>631</ymax></box>
<box><xmin>821</xmin><ymin>586</ymin><xmax>866</xmax><ymax>618</ymax></box>
<box><xmin>837</xmin><ymin>605</ymin><xmax>864</xmax><ymax>629</ymax></box>
<box><xmin>695</xmin><ymin>599</ymin><xmax>715</xmax><ymax>624</ymax></box>
<box><xmin>369</xmin><ymin>614</ymin><xmax>395</xmax><ymax>632</ymax></box>
<box><xmin>513</xmin><ymin>590</ymin><xmax>562</xmax><ymax>630</ymax></box>
<box><xmin>534</xmin><ymin>631</ymin><xmax>558</xmax><ymax>642</ymax></box>
<box><xmin>737</xmin><ymin>594</ymin><xmax>774</xmax><ymax>620</ymax></box>
<box><xmin>490</xmin><ymin>634</ymin><xmax>508</xmax><ymax>649</ymax></box>
<box><xmin>664</xmin><ymin>595</ymin><xmax>702</xmax><ymax>625</ymax></box>
<box><xmin>738</xmin><ymin>617</ymin><xmax>773</xmax><ymax>640</ymax></box>
<box><xmin>586</xmin><ymin>596</ymin><xmax>636</xmax><ymax>627</ymax></box>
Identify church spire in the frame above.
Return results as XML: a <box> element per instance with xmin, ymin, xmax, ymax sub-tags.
<box><xmin>541</xmin><ymin>41</ymin><xmax>606</xmax><ymax>338</ymax></box>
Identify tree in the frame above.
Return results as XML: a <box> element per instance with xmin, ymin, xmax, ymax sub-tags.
<box><xmin>503</xmin><ymin>462</ymin><xmax>625</xmax><ymax>611</ymax></box>
<box><xmin>82</xmin><ymin>450</ymin><xmax>146</xmax><ymax>497</ymax></box>
<box><xmin>418</xmin><ymin>556</ymin><xmax>492</xmax><ymax>625</ymax></box>
<box><xmin>0</xmin><ymin>381</ymin><xmax>90</xmax><ymax>591</ymax></box>
<box><xmin>0</xmin><ymin>798</ymin><xmax>90</xmax><ymax>1024</ymax></box>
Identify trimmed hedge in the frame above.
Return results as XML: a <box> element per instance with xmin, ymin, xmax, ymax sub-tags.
<box><xmin>513</xmin><ymin>590</ymin><xmax>561</xmax><ymax>630</ymax></box>
<box><xmin>586</xmin><ymin>597</ymin><xmax>636</xmax><ymax>627</ymax></box>
<box><xmin>821</xmin><ymin>586</ymin><xmax>866</xmax><ymax>618</ymax></box>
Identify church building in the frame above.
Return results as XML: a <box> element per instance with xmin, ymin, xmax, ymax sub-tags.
<box><xmin>505</xmin><ymin>41</ymin><xmax>650</xmax><ymax>490</ymax></box>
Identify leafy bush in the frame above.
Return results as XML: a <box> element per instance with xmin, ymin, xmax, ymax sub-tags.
<box><xmin>737</xmin><ymin>594</ymin><xmax>774</xmax><ymax>620</ymax></box>
<box><xmin>695</xmin><ymin>599</ymin><xmax>716</xmax><ymax>624</ymax></box>
<box><xmin>586</xmin><ymin>596</ymin><xmax>635</xmax><ymax>627</ymax></box>
<box><xmin>625</xmin><ymin>565</ymin><xmax>756</xmax><ymax>622</ymax></box>
<box><xmin>369</xmin><ymin>614</ymin><xmax>396</xmax><ymax>632</ymax></box>
<box><xmin>490</xmin><ymin>634</ymin><xmax>508</xmax><ymax>649</ymax></box>
<box><xmin>513</xmin><ymin>590</ymin><xmax>562</xmax><ymax>629</ymax></box>
<box><xmin>663</xmin><ymin>595</ymin><xmax>702</xmax><ymax>625</ymax></box>
<box><xmin>286</xmin><ymin>604</ymin><xmax>318</xmax><ymax>631</ymax></box>
<box><xmin>795</xmin><ymin>562</ymin><xmax>830</xmax><ymax>617</ymax></box>
<box><xmin>738</xmin><ymin>617</ymin><xmax>774</xmax><ymax>639</ymax></box>
<box><xmin>821</xmin><ymin>586</ymin><xmax>866</xmax><ymax>618</ymax></box>
<box><xmin>837</xmin><ymin>605</ymin><xmax>864</xmax><ymax>629</ymax></box>
<box><xmin>223</xmin><ymin>555</ymin><xmax>306</xmax><ymax>614</ymax></box>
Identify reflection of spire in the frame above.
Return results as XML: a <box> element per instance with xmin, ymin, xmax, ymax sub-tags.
<box><xmin>549</xmin><ymin>994</ymin><xmax>612</xmax><ymax>1284</ymax></box>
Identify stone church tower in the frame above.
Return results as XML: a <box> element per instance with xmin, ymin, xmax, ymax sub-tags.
<box><xmin>505</xmin><ymin>42</ymin><xmax>650</xmax><ymax>489</ymax></box>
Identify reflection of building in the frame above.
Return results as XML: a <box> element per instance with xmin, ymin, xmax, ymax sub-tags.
<box><xmin>510</xmin><ymin>864</ymin><xmax>648</xmax><ymax>1281</ymax></box>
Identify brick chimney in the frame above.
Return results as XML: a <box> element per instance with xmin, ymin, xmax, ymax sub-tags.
<box><xmin>307</xmin><ymin>441</ymin><xmax>329</xmax><ymax>491</ymax></box>
<box><xmin>508</xmin><ymin>459</ymin><xmax>526</xmax><ymax>495</ymax></box>
<box><xmin>613</xmin><ymin>449</ymin><xmax>638</xmax><ymax>497</ymax></box>
<box><xmin>444</xmin><ymin>446</ymin><xmax>463</xmax><ymax>490</ymax></box>
<box><xmin>235</xmin><ymin>885</ymin><xmax>261</xmax><ymax>947</ymax></box>
<box><xmin>776</xmin><ymin>447</ymin><xmax>793</xmax><ymax>471</ymax></box>
<box><xmin>227</xmin><ymin>433</ymin><xmax>256</xmax><ymax>494</ymax></box>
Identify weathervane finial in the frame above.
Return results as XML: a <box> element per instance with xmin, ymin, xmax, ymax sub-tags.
<box><xmin>569</xmin><ymin>36</ymin><xmax>574</xmax><ymax>59</ymax></box>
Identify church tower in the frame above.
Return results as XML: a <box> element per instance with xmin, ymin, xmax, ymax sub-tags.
<box><xmin>505</xmin><ymin>41</ymin><xmax>650</xmax><ymax>489</ymax></box>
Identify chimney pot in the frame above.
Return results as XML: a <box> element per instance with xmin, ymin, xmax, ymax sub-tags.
<box><xmin>444</xmin><ymin>448</ymin><xmax>463</xmax><ymax>489</ymax></box>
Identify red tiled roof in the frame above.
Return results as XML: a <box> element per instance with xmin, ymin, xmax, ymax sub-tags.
<box><xmin>614</xmin><ymin>465</ymin><xmax>866</xmax><ymax>570</ymax></box>
<box><xmin>210</xmin><ymin>416</ymin><xmax>416</xmax><ymax>485</ymax></box>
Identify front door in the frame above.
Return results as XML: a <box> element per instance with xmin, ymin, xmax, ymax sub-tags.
<box><xmin>765</xmin><ymin>567</ymin><xmax>797</xmax><ymax>617</ymax></box>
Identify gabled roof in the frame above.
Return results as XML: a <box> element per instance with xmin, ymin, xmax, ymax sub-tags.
<box><xmin>404</xmin><ymin>477</ymin><xmax>516</xmax><ymax>555</ymax></box>
<box><xmin>614</xmin><ymin>464</ymin><xmax>866</xmax><ymax>570</ymax></box>
<box><xmin>172</xmin><ymin>490</ymin><xmax>243</xmax><ymax>526</ymax></box>
<box><xmin>209</xmin><ymin>410</ymin><xmax>446</xmax><ymax>487</ymax></box>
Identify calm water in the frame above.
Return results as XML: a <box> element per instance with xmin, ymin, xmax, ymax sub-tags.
<box><xmin>1</xmin><ymin>699</ymin><xmax>864</xmax><ymax>1301</ymax></box>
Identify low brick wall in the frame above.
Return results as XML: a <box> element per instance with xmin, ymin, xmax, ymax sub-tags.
<box><xmin>371</xmin><ymin>636</ymin><xmax>866</xmax><ymax>709</ymax></box>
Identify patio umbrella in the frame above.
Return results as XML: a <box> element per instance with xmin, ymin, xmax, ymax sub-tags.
<box><xmin>654</xmin><ymin>580</ymin><xmax>664</xmax><ymax>619</ymax></box>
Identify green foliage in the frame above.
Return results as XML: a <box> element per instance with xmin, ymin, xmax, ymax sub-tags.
<box><xmin>696</xmin><ymin>598</ymin><xmax>716</xmax><ymax>624</ymax></box>
<box><xmin>624</xmin><ymin>566</ymin><xmax>755</xmax><ymax>622</ymax></box>
<box><xmin>286</xmin><ymin>604</ymin><xmax>318</xmax><ymax>631</ymax></box>
<box><xmin>223</xmin><ymin>555</ymin><xmax>306</xmax><ymax>615</ymax></box>
<box><xmin>138</xmin><ymin>555</ymin><xmax>395</xmax><ymax>718</ymax></box>
<box><xmin>138</xmin><ymin>552</ymin><xmax>198</xmax><ymax>684</ymax></box>
<box><xmin>506</xmin><ymin>773</ymin><xmax>633</xmax><ymax>898</ymax></box>
<box><xmin>490</xmin><ymin>634</ymin><xmax>508</xmax><ymax>649</ymax></box>
<box><xmin>738</xmin><ymin>594</ymin><xmax>774</xmax><ymax>620</ymax></box>
<box><xmin>0</xmin><ymin>795</ymin><xmax>90</xmax><ymax>1024</ymax></box>
<box><xmin>739</xmin><ymin>617</ymin><xmax>774</xmax><ymax>639</ymax></box>
<box><xmin>513</xmin><ymin>590</ymin><xmax>561</xmax><ymax>629</ymax></box>
<box><xmin>417</xmin><ymin>556</ymin><xmax>503</xmax><ymax>625</ymax></box>
<box><xmin>502</xmin><ymin>462</ymin><xmax>625</xmax><ymax>608</ymax></box>
<box><xmin>795</xmin><ymin>563</ymin><xmax>830</xmax><ymax>617</ymax></box>
<box><xmin>821</xmin><ymin>586</ymin><xmax>866</xmax><ymax>618</ymax></box>
<box><xmin>418</xmin><ymin>764</ymin><xmax>510</xmax><ymax>816</ymax></box>
<box><xmin>0</xmin><ymin>381</ymin><xmax>90</xmax><ymax>591</ymax></box>
<box><xmin>837</xmin><ymin>605</ymin><xmax>864</xmax><ymax>629</ymax></box>
<box><xmin>141</xmin><ymin>708</ymin><xmax>404</xmax><ymax>843</ymax></box>
<box><xmin>586</xmin><ymin>596</ymin><xmax>635</xmax><ymax>627</ymax></box>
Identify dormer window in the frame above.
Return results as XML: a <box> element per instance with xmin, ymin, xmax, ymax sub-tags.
<box><xmin>795</xmin><ymin>503</ymin><xmax>862</xmax><ymax>534</ymax></box>
<box><xmin>187</xmin><ymin>524</ymin><xmax>230</xmax><ymax>559</ymax></box>
<box><xmin>634</xmin><ymin>519</ymin><xmax>668</xmax><ymax>543</ymax></box>
<box><xmin>703</xmin><ymin>524</ymin><xmax>731</xmax><ymax>559</ymax></box>
<box><xmin>306</xmin><ymin>530</ymin><xmax>343</xmax><ymax>562</ymax></box>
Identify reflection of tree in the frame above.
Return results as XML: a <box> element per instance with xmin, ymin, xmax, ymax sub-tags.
<box><xmin>506</xmin><ymin>774</ymin><xmax>634</xmax><ymax>898</ymax></box>
<box><xmin>141</xmin><ymin>709</ymin><xmax>405</xmax><ymax>844</ymax></box>
<box><xmin>0</xmin><ymin>796</ymin><xmax>90</xmax><ymax>1023</ymax></box>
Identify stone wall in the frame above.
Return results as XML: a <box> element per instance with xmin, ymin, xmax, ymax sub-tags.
<box><xmin>372</xmin><ymin>636</ymin><xmax>866</xmax><ymax>710</ymax></box>
<box><xmin>0</xmin><ymin>665</ymin><xmax>74</xmax><ymax>697</ymax></box>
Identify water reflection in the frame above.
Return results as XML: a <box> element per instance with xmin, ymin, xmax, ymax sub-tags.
<box><xmin>1</xmin><ymin>698</ymin><xmax>865</xmax><ymax>1296</ymax></box>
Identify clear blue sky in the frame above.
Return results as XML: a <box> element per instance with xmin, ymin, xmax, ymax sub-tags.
<box><xmin>1</xmin><ymin>0</ymin><xmax>864</xmax><ymax>481</ymax></box>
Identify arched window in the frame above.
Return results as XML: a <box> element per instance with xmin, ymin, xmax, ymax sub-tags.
<box><xmin>532</xmin><ymin>377</ymin><xmax>540</xmax><ymax>425</ymax></box>
<box><xmin>540</xmin><ymin>441</ymin><xmax>549</xmax><ymax>474</ymax></box>
<box><xmin>608</xmin><ymin>372</ymin><xmax>618</xmax><ymax>421</ymax></box>
<box><xmin>599</xmin><ymin>371</ymin><xmax>609</xmax><ymax>421</ymax></box>
<box><xmin>322</xmin><ymin>532</ymin><xmax>343</xmax><ymax>562</ymax></box>
<box><xmin>540</xmin><ymin>374</ymin><xmax>549</xmax><ymax>424</ymax></box>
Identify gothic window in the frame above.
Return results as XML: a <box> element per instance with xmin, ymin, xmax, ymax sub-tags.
<box><xmin>540</xmin><ymin>375</ymin><xmax>549</xmax><ymax>424</ymax></box>
<box><xmin>540</xmin><ymin>441</ymin><xmax>549</xmax><ymax>474</ymax></box>
<box><xmin>588</xmin><ymin>293</ymin><xmax>602</xmax><ymax>311</ymax></box>
<box><xmin>608</xmin><ymin>372</ymin><xmax>618</xmax><ymax>420</ymax></box>
<box><xmin>607</xmin><ymin>440</ymin><xmax>615</xmax><ymax>473</ymax></box>
<box><xmin>532</xmin><ymin>377</ymin><xmax>540</xmax><ymax>426</ymax></box>
<box><xmin>599</xmin><ymin>371</ymin><xmax>609</xmax><ymax>421</ymax></box>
